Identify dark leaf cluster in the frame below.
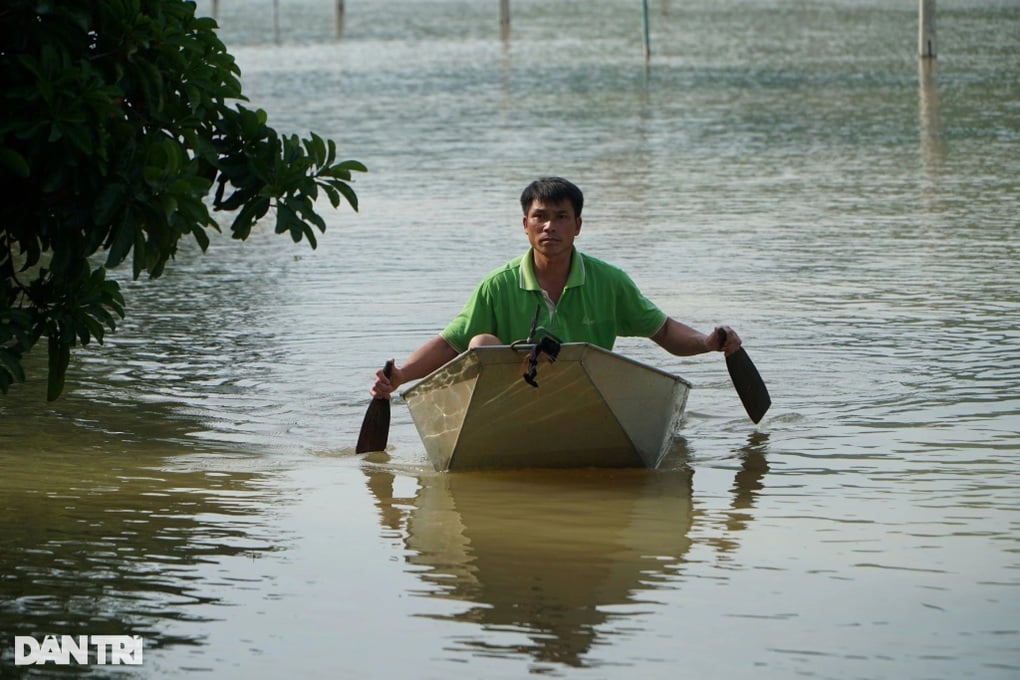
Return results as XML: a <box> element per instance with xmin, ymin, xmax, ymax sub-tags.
<box><xmin>1</xmin><ymin>0</ymin><xmax>365</xmax><ymax>399</ymax></box>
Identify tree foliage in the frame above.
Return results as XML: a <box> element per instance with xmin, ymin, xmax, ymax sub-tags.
<box><xmin>0</xmin><ymin>0</ymin><xmax>365</xmax><ymax>400</ymax></box>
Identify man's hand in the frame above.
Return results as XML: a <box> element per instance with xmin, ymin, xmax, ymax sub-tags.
<box><xmin>711</xmin><ymin>326</ymin><xmax>743</xmax><ymax>356</ymax></box>
<box><xmin>370</xmin><ymin>360</ymin><xmax>402</xmax><ymax>399</ymax></box>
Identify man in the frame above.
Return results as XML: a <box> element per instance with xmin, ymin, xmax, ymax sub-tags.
<box><xmin>370</xmin><ymin>176</ymin><xmax>742</xmax><ymax>398</ymax></box>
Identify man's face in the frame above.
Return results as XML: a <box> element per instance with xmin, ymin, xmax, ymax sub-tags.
<box><xmin>522</xmin><ymin>199</ymin><xmax>582</xmax><ymax>260</ymax></box>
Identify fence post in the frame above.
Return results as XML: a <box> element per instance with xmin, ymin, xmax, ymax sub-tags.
<box><xmin>641</xmin><ymin>0</ymin><xmax>650</xmax><ymax>61</ymax></box>
<box><xmin>272</xmin><ymin>0</ymin><xmax>280</xmax><ymax>43</ymax></box>
<box><xmin>499</xmin><ymin>0</ymin><xmax>510</xmax><ymax>42</ymax></box>
<box><xmin>919</xmin><ymin>0</ymin><xmax>936</xmax><ymax>58</ymax></box>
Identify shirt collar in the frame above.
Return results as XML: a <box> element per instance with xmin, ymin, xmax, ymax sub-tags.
<box><xmin>519</xmin><ymin>247</ymin><xmax>586</xmax><ymax>291</ymax></box>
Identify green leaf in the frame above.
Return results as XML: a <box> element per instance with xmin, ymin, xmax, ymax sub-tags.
<box><xmin>47</xmin><ymin>331</ymin><xmax>70</xmax><ymax>401</ymax></box>
<box><xmin>106</xmin><ymin>218</ymin><xmax>137</xmax><ymax>268</ymax></box>
<box><xmin>333</xmin><ymin>181</ymin><xmax>360</xmax><ymax>211</ymax></box>
<box><xmin>0</xmin><ymin>148</ymin><xmax>30</xmax><ymax>177</ymax></box>
<box><xmin>94</xmin><ymin>183</ymin><xmax>128</xmax><ymax>226</ymax></box>
<box><xmin>305</xmin><ymin>133</ymin><xmax>327</xmax><ymax>165</ymax></box>
<box><xmin>321</xmin><ymin>183</ymin><xmax>342</xmax><ymax>209</ymax></box>
<box><xmin>335</xmin><ymin>159</ymin><xmax>368</xmax><ymax>173</ymax></box>
<box><xmin>132</xmin><ymin>227</ymin><xmax>147</xmax><ymax>279</ymax></box>
<box><xmin>191</xmin><ymin>223</ymin><xmax>211</xmax><ymax>251</ymax></box>
<box><xmin>230</xmin><ymin>196</ymin><xmax>271</xmax><ymax>240</ymax></box>
<box><xmin>275</xmin><ymin>201</ymin><xmax>305</xmax><ymax>243</ymax></box>
<box><xmin>0</xmin><ymin>349</ymin><xmax>26</xmax><ymax>385</ymax></box>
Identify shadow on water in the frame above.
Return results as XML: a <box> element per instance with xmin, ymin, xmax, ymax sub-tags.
<box><xmin>361</xmin><ymin>436</ymin><xmax>771</xmax><ymax>670</ymax></box>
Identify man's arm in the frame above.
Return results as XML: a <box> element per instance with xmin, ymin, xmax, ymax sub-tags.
<box><xmin>370</xmin><ymin>335</ymin><xmax>459</xmax><ymax>399</ymax></box>
<box><xmin>651</xmin><ymin>317</ymin><xmax>742</xmax><ymax>356</ymax></box>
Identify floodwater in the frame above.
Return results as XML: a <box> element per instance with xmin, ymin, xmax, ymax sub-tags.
<box><xmin>2</xmin><ymin>0</ymin><xmax>1019</xmax><ymax>677</ymax></box>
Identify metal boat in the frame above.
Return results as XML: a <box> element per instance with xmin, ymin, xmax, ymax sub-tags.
<box><xmin>401</xmin><ymin>343</ymin><xmax>691</xmax><ymax>471</ymax></box>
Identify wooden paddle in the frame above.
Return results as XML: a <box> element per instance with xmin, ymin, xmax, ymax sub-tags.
<box><xmin>718</xmin><ymin>328</ymin><xmax>771</xmax><ymax>424</ymax></box>
<box><xmin>356</xmin><ymin>360</ymin><xmax>394</xmax><ymax>453</ymax></box>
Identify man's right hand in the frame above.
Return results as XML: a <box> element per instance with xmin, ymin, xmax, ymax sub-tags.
<box><xmin>370</xmin><ymin>360</ymin><xmax>401</xmax><ymax>399</ymax></box>
<box><xmin>367</xmin><ymin>336</ymin><xmax>460</xmax><ymax>399</ymax></box>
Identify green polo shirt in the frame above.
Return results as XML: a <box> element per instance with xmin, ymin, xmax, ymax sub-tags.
<box><xmin>441</xmin><ymin>248</ymin><xmax>667</xmax><ymax>352</ymax></box>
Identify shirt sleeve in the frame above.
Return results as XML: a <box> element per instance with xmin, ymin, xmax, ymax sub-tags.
<box><xmin>615</xmin><ymin>270</ymin><xmax>668</xmax><ymax>338</ymax></box>
<box><xmin>440</xmin><ymin>280</ymin><xmax>497</xmax><ymax>353</ymax></box>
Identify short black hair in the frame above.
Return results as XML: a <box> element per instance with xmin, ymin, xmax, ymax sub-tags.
<box><xmin>520</xmin><ymin>177</ymin><xmax>584</xmax><ymax>217</ymax></box>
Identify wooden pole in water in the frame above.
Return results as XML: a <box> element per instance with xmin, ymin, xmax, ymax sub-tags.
<box><xmin>499</xmin><ymin>0</ymin><xmax>510</xmax><ymax>42</ymax></box>
<box><xmin>272</xmin><ymin>0</ymin><xmax>280</xmax><ymax>43</ymax></box>
<box><xmin>211</xmin><ymin>0</ymin><xmax>219</xmax><ymax>20</ymax></box>
<box><xmin>336</xmin><ymin>0</ymin><xmax>346</xmax><ymax>38</ymax></box>
<box><xmin>641</xmin><ymin>0</ymin><xmax>651</xmax><ymax>61</ymax></box>
<box><xmin>919</xmin><ymin>0</ymin><xmax>936</xmax><ymax>58</ymax></box>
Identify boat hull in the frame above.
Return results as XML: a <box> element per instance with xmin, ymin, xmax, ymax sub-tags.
<box><xmin>401</xmin><ymin>344</ymin><xmax>691</xmax><ymax>471</ymax></box>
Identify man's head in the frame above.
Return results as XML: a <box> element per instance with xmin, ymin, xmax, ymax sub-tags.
<box><xmin>520</xmin><ymin>177</ymin><xmax>584</xmax><ymax>218</ymax></box>
<box><xmin>520</xmin><ymin>177</ymin><xmax>583</xmax><ymax>261</ymax></box>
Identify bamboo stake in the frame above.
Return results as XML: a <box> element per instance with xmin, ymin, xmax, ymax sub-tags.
<box><xmin>273</xmin><ymin>0</ymin><xmax>280</xmax><ymax>44</ymax></box>
<box><xmin>499</xmin><ymin>0</ymin><xmax>510</xmax><ymax>42</ymax></box>
<box><xmin>641</xmin><ymin>0</ymin><xmax>650</xmax><ymax>61</ymax></box>
<box><xmin>336</xmin><ymin>0</ymin><xmax>346</xmax><ymax>38</ymax></box>
<box><xmin>919</xmin><ymin>0</ymin><xmax>936</xmax><ymax>58</ymax></box>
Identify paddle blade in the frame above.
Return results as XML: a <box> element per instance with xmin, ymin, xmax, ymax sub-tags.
<box><xmin>356</xmin><ymin>361</ymin><xmax>394</xmax><ymax>453</ymax></box>
<box><xmin>356</xmin><ymin>399</ymin><xmax>391</xmax><ymax>453</ymax></box>
<box><xmin>726</xmin><ymin>348</ymin><xmax>771</xmax><ymax>424</ymax></box>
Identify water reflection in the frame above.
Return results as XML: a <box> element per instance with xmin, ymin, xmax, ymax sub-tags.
<box><xmin>722</xmin><ymin>432</ymin><xmax>771</xmax><ymax>551</ymax></box>
<box><xmin>0</xmin><ymin>447</ymin><xmax>281</xmax><ymax>663</ymax></box>
<box><xmin>918</xmin><ymin>58</ymin><xmax>944</xmax><ymax>201</ymax></box>
<box><xmin>731</xmin><ymin>431</ymin><xmax>770</xmax><ymax>512</ymax></box>
<box><xmin>362</xmin><ymin>447</ymin><xmax>770</xmax><ymax>669</ymax></box>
